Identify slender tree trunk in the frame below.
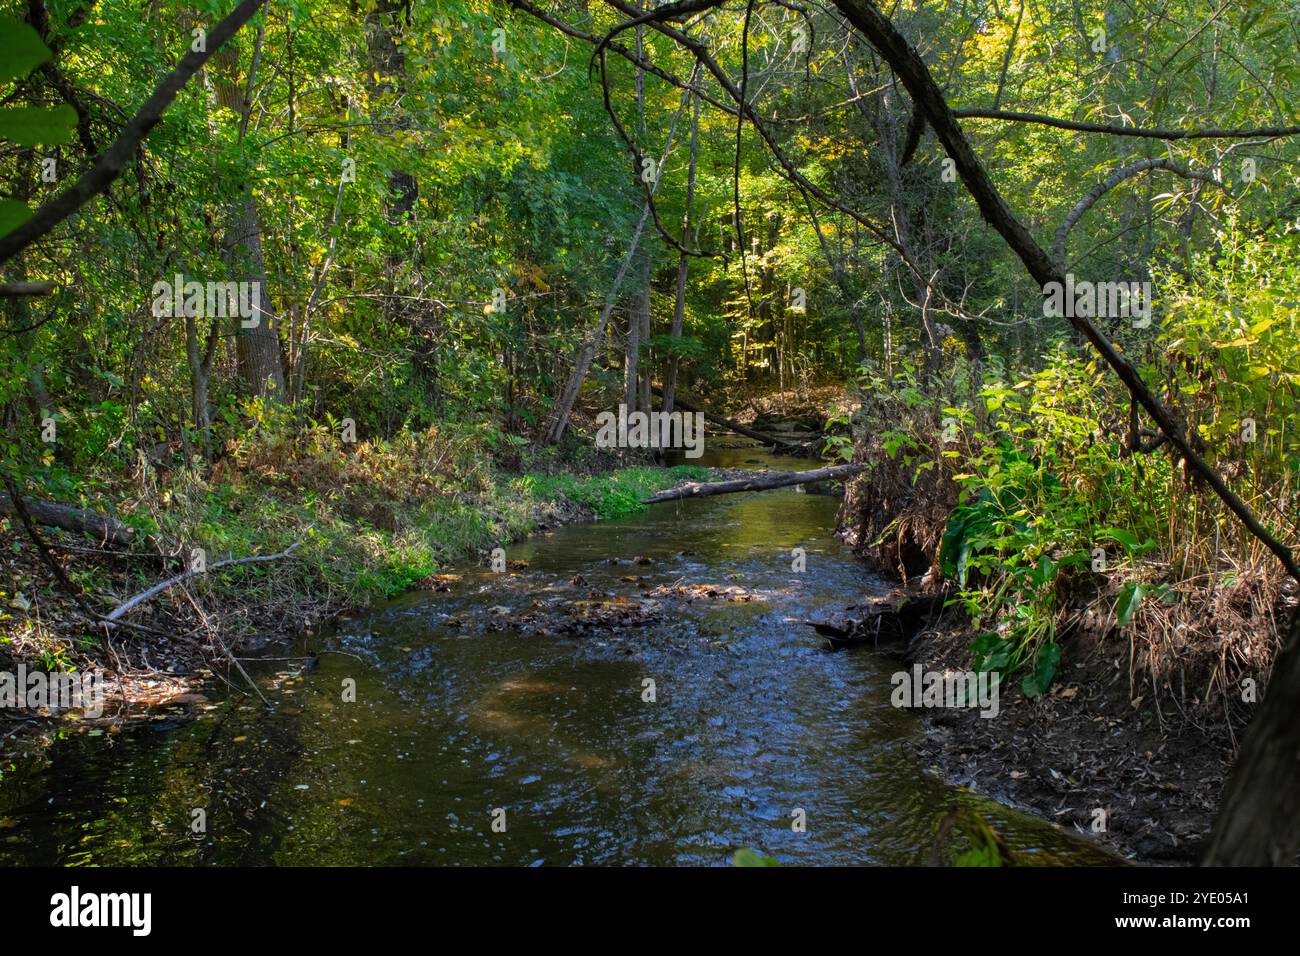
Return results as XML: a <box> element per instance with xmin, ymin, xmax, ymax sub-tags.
<box><xmin>546</xmin><ymin>205</ymin><xmax>652</xmax><ymax>443</ymax></box>
<box><xmin>365</xmin><ymin>0</ymin><xmax>423</xmax><ymax>403</ymax></box>
<box><xmin>624</xmin><ymin>255</ymin><xmax>647</xmax><ymax>412</ymax></box>
<box><xmin>542</xmin><ymin>70</ymin><xmax>697</xmax><ymax>444</ymax></box>
<box><xmin>845</xmin><ymin>49</ymin><xmax>942</xmax><ymax>371</ymax></box>
<box><xmin>623</xmin><ymin>13</ymin><xmax>650</xmax><ymax>415</ymax></box>
<box><xmin>213</xmin><ymin>19</ymin><xmax>286</xmax><ymax>400</ymax></box>
<box><xmin>661</xmin><ymin>72</ymin><xmax>703</xmax><ymax>418</ymax></box>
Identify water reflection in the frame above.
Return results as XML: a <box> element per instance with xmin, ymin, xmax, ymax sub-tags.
<box><xmin>0</xmin><ymin>447</ymin><xmax>1117</xmax><ymax>866</ymax></box>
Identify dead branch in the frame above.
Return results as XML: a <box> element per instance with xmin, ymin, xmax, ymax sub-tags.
<box><xmin>952</xmin><ymin>107</ymin><xmax>1300</xmax><ymax>141</ymax></box>
<box><xmin>0</xmin><ymin>281</ymin><xmax>56</xmax><ymax>296</ymax></box>
<box><xmin>104</xmin><ymin>533</ymin><xmax>309</xmax><ymax>624</ymax></box>
<box><xmin>1053</xmin><ymin>158</ymin><xmax>1233</xmax><ymax>265</ymax></box>
<box><xmin>0</xmin><ymin>493</ymin><xmax>139</xmax><ymax>547</ymax></box>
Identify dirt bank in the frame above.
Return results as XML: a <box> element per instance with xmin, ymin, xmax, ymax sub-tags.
<box><xmin>903</xmin><ymin>616</ymin><xmax>1236</xmax><ymax>864</ymax></box>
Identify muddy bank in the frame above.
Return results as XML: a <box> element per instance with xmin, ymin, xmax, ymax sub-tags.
<box><xmin>816</xmin><ymin>586</ymin><xmax>1237</xmax><ymax>864</ymax></box>
<box><xmin>907</xmin><ymin>622</ymin><xmax>1233</xmax><ymax>864</ymax></box>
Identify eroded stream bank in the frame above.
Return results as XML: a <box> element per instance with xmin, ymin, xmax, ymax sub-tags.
<box><xmin>0</xmin><ymin>448</ymin><xmax>1115</xmax><ymax>865</ymax></box>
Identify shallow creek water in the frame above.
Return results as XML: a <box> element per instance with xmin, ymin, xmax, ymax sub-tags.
<box><xmin>0</xmin><ymin>447</ymin><xmax>1116</xmax><ymax>865</ymax></box>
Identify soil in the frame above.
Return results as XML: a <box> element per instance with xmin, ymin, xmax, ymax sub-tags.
<box><xmin>882</xmin><ymin>598</ymin><xmax>1238</xmax><ymax>864</ymax></box>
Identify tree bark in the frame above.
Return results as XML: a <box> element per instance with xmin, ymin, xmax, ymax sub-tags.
<box><xmin>1202</xmin><ymin>604</ymin><xmax>1300</xmax><ymax>865</ymax></box>
<box><xmin>213</xmin><ymin>18</ymin><xmax>286</xmax><ymax>401</ymax></box>
<box><xmin>0</xmin><ymin>495</ymin><xmax>138</xmax><ymax>547</ymax></box>
<box><xmin>545</xmin><ymin>203</ymin><xmax>651</xmax><ymax>444</ymax></box>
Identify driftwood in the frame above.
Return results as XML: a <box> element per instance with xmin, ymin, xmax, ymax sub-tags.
<box><xmin>644</xmin><ymin>462</ymin><xmax>866</xmax><ymax>504</ymax></box>
<box><xmin>804</xmin><ymin>591</ymin><xmax>948</xmax><ymax>650</ymax></box>
<box><xmin>0</xmin><ymin>494</ymin><xmax>138</xmax><ymax>547</ymax></box>
<box><xmin>104</xmin><ymin>534</ymin><xmax>309</xmax><ymax>624</ymax></box>
<box><xmin>649</xmin><ymin>385</ymin><xmax>798</xmax><ymax>449</ymax></box>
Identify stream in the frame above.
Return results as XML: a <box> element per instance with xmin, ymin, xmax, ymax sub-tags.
<box><xmin>0</xmin><ymin>447</ymin><xmax>1116</xmax><ymax>866</ymax></box>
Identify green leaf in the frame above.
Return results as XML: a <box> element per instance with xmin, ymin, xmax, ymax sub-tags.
<box><xmin>1116</xmin><ymin>582</ymin><xmax>1144</xmax><ymax>627</ymax></box>
<box><xmin>1097</xmin><ymin>527</ymin><xmax>1141</xmax><ymax>554</ymax></box>
<box><xmin>0</xmin><ymin>20</ymin><xmax>53</xmax><ymax>84</ymax></box>
<box><xmin>732</xmin><ymin>848</ymin><xmax>780</xmax><ymax>867</ymax></box>
<box><xmin>1022</xmin><ymin>642</ymin><xmax>1061</xmax><ymax>698</ymax></box>
<box><xmin>0</xmin><ymin>105</ymin><xmax>78</xmax><ymax>146</ymax></box>
<box><xmin>0</xmin><ymin>199</ymin><xmax>32</xmax><ymax>239</ymax></box>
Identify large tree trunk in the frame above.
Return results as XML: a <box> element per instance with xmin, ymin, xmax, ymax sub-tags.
<box><xmin>1202</xmin><ymin>604</ymin><xmax>1300</xmax><ymax>865</ymax></box>
<box><xmin>212</xmin><ymin>23</ymin><xmax>286</xmax><ymax>401</ymax></box>
<box><xmin>226</xmin><ymin>188</ymin><xmax>286</xmax><ymax>399</ymax></box>
<box><xmin>365</xmin><ymin>0</ymin><xmax>423</xmax><ymax>409</ymax></box>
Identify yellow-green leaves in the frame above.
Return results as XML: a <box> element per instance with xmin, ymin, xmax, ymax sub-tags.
<box><xmin>0</xmin><ymin>18</ymin><xmax>73</xmax><ymax>238</ymax></box>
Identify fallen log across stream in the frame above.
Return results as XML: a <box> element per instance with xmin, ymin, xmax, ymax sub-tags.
<box><xmin>644</xmin><ymin>462</ymin><xmax>867</xmax><ymax>504</ymax></box>
<box><xmin>649</xmin><ymin>385</ymin><xmax>800</xmax><ymax>450</ymax></box>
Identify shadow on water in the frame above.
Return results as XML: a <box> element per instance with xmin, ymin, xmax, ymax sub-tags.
<box><xmin>0</xmin><ymin>446</ymin><xmax>1119</xmax><ymax>866</ymax></box>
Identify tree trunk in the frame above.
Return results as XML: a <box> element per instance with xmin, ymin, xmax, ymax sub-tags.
<box><xmin>1202</xmin><ymin>604</ymin><xmax>1300</xmax><ymax>865</ymax></box>
<box><xmin>624</xmin><ymin>256</ymin><xmax>647</xmax><ymax>412</ymax></box>
<box><xmin>212</xmin><ymin>23</ymin><xmax>286</xmax><ymax>401</ymax></box>
<box><xmin>365</xmin><ymin>1</ymin><xmax>423</xmax><ymax>406</ymax></box>
<box><xmin>0</xmin><ymin>495</ymin><xmax>139</xmax><ymax>547</ymax></box>
<box><xmin>225</xmin><ymin>189</ymin><xmax>286</xmax><ymax>398</ymax></box>
<box><xmin>545</xmin><ymin>203</ymin><xmax>652</xmax><ymax>444</ymax></box>
<box><xmin>542</xmin><ymin>74</ymin><xmax>697</xmax><ymax>444</ymax></box>
<box><xmin>663</xmin><ymin>77</ymin><xmax>702</xmax><ymax>416</ymax></box>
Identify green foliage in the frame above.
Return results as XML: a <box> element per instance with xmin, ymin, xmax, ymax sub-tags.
<box><xmin>732</xmin><ymin>848</ymin><xmax>780</xmax><ymax>867</ymax></box>
<box><xmin>519</xmin><ymin>465</ymin><xmax>709</xmax><ymax>521</ymax></box>
<box><xmin>862</xmin><ymin>216</ymin><xmax>1297</xmax><ymax>697</ymax></box>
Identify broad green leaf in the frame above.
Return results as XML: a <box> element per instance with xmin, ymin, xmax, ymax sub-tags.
<box><xmin>0</xmin><ymin>20</ymin><xmax>53</xmax><ymax>83</ymax></box>
<box><xmin>732</xmin><ymin>848</ymin><xmax>779</xmax><ymax>867</ymax></box>
<box><xmin>1097</xmin><ymin>527</ymin><xmax>1140</xmax><ymax>553</ymax></box>
<box><xmin>0</xmin><ymin>199</ymin><xmax>32</xmax><ymax>239</ymax></box>
<box><xmin>1022</xmin><ymin>643</ymin><xmax>1062</xmax><ymax>698</ymax></box>
<box><xmin>1116</xmin><ymin>582</ymin><xmax>1144</xmax><ymax>627</ymax></box>
<box><xmin>0</xmin><ymin>104</ymin><xmax>77</xmax><ymax>146</ymax></box>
